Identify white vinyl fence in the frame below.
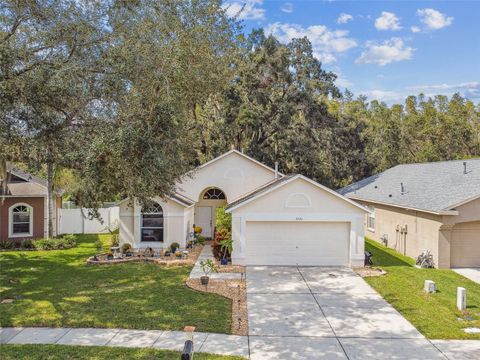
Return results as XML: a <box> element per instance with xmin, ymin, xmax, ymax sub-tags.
<box><xmin>58</xmin><ymin>207</ymin><xmax>120</xmax><ymax>235</ymax></box>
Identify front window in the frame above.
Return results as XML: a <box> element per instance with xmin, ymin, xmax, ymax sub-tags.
<box><xmin>10</xmin><ymin>204</ymin><xmax>32</xmax><ymax>237</ymax></box>
<box><xmin>141</xmin><ymin>201</ymin><xmax>163</xmax><ymax>242</ymax></box>
<box><xmin>367</xmin><ymin>206</ymin><xmax>375</xmax><ymax>231</ymax></box>
<box><xmin>203</xmin><ymin>188</ymin><xmax>225</xmax><ymax>200</ymax></box>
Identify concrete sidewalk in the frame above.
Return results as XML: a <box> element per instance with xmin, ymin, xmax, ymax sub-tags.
<box><xmin>0</xmin><ymin>327</ymin><xmax>249</xmax><ymax>358</ymax></box>
<box><xmin>453</xmin><ymin>268</ymin><xmax>480</xmax><ymax>284</ymax></box>
<box><xmin>189</xmin><ymin>244</ymin><xmax>243</xmax><ymax>280</ymax></box>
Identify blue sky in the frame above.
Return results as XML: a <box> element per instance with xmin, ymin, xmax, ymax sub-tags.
<box><xmin>223</xmin><ymin>1</ymin><xmax>480</xmax><ymax>104</ymax></box>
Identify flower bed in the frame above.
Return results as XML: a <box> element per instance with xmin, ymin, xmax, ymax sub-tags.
<box><xmin>86</xmin><ymin>244</ymin><xmax>203</xmax><ymax>266</ymax></box>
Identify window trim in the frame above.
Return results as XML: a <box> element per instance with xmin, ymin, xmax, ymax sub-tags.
<box><xmin>202</xmin><ymin>188</ymin><xmax>226</xmax><ymax>200</ymax></box>
<box><xmin>366</xmin><ymin>206</ymin><xmax>375</xmax><ymax>232</ymax></box>
<box><xmin>140</xmin><ymin>202</ymin><xmax>164</xmax><ymax>242</ymax></box>
<box><xmin>9</xmin><ymin>203</ymin><xmax>33</xmax><ymax>238</ymax></box>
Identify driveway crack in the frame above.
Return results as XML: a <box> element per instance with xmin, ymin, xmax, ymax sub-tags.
<box><xmin>296</xmin><ymin>266</ymin><xmax>351</xmax><ymax>360</ymax></box>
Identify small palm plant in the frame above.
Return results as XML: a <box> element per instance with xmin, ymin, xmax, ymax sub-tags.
<box><xmin>200</xmin><ymin>259</ymin><xmax>218</xmax><ymax>285</ymax></box>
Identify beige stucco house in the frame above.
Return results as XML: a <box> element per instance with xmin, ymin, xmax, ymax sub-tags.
<box><xmin>118</xmin><ymin>150</ymin><xmax>368</xmax><ymax>266</ymax></box>
<box><xmin>340</xmin><ymin>159</ymin><xmax>480</xmax><ymax>268</ymax></box>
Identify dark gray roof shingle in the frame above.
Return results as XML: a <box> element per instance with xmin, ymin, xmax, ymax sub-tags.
<box><xmin>339</xmin><ymin>159</ymin><xmax>480</xmax><ymax>213</ymax></box>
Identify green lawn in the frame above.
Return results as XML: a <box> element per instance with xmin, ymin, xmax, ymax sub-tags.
<box><xmin>0</xmin><ymin>344</ymin><xmax>245</xmax><ymax>360</ymax></box>
<box><xmin>365</xmin><ymin>238</ymin><xmax>480</xmax><ymax>339</ymax></box>
<box><xmin>0</xmin><ymin>234</ymin><xmax>231</xmax><ymax>333</ymax></box>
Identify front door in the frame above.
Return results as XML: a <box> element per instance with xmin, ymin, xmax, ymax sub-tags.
<box><xmin>196</xmin><ymin>206</ymin><xmax>213</xmax><ymax>238</ymax></box>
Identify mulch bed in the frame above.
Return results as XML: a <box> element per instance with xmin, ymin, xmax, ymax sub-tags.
<box><xmin>86</xmin><ymin>244</ymin><xmax>204</xmax><ymax>266</ymax></box>
<box><xmin>186</xmin><ymin>278</ymin><xmax>247</xmax><ymax>336</ymax></box>
<box><xmin>354</xmin><ymin>266</ymin><xmax>387</xmax><ymax>277</ymax></box>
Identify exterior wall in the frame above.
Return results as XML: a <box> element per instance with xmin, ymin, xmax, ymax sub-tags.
<box><xmin>230</xmin><ymin>178</ymin><xmax>366</xmax><ymax>266</ymax></box>
<box><xmin>362</xmin><ymin>201</ymin><xmax>444</xmax><ymax>266</ymax></box>
<box><xmin>119</xmin><ymin>197</ymin><xmax>191</xmax><ymax>249</ymax></box>
<box><xmin>0</xmin><ymin>197</ymin><xmax>45</xmax><ymax>241</ymax></box>
<box><xmin>362</xmin><ymin>197</ymin><xmax>480</xmax><ymax>268</ymax></box>
<box><xmin>177</xmin><ymin>152</ymin><xmax>276</xmax><ymax>203</ymax></box>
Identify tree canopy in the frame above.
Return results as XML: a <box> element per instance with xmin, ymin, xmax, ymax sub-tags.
<box><xmin>1</xmin><ymin>1</ymin><xmax>479</xmax><ymax>220</ymax></box>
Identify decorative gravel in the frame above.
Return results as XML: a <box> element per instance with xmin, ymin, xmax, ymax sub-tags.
<box><xmin>186</xmin><ymin>278</ymin><xmax>248</xmax><ymax>336</ymax></box>
<box><xmin>354</xmin><ymin>266</ymin><xmax>387</xmax><ymax>277</ymax></box>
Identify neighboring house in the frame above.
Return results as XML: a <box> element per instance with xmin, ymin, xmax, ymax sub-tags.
<box><xmin>118</xmin><ymin>150</ymin><xmax>368</xmax><ymax>266</ymax></box>
<box><xmin>340</xmin><ymin>159</ymin><xmax>480</xmax><ymax>268</ymax></box>
<box><xmin>0</xmin><ymin>166</ymin><xmax>62</xmax><ymax>241</ymax></box>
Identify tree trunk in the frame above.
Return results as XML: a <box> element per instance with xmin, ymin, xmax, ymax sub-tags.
<box><xmin>46</xmin><ymin>160</ymin><xmax>55</xmax><ymax>238</ymax></box>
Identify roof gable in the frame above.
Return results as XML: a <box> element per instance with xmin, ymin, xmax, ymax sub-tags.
<box><xmin>193</xmin><ymin>149</ymin><xmax>279</xmax><ymax>175</ymax></box>
<box><xmin>226</xmin><ymin>174</ymin><xmax>369</xmax><ymax>213</ymax></box>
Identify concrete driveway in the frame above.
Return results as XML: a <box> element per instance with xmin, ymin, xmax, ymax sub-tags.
<box><xmin>247</xmin><ymin>266</ymin><xmax>448</xmax><ymax>360</ymax></box>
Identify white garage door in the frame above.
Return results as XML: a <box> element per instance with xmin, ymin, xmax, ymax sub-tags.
<box><xmin>451</xmin><ymin>222</ymin><xmax>480</xmax><ymax>267</ymax></box>
<box><xmin>245</xmin><ymin>221</ymin><xmax>350</xmax><ymax>266</ymax></box>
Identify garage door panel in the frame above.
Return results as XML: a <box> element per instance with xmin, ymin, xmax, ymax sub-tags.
<box><xmin>451</xmin><ymin>223</ymin><xmax>480</xmax><ymax>267</ymax></box>
<box><xmin>245</xmin><ymin>221</ymin><xmax>350</xmax><ymax>266</ymax></box>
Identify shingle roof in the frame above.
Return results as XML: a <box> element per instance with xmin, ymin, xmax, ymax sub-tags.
<box><xmin>225</xmin><ymin>175</ymin><xmax>294</xmax><ymax>210</ymax></box>
<box><xmin>339</xmin><ymin>159</ymin><xmax>480</xmax><ymax>214</ymax></box>
<box><xmin>1</xmin><ymin>166</ymin><xmax>49</xmax><ymax>197</ymax></box>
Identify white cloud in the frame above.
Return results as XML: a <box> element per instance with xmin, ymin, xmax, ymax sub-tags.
<box><xmin>375</xmin><ymin>11</ymin><xmax>402</xmax><ymax>31</ymax></box>
<box><xmin>265</xmin><ymin>22</ymin><xmax>357</xmax><ymax>64</ymax></box>
<box><xmin>223</xmin><ymin>0</ymin><xmax>265</xmax><ymax>20</ymax></box>
<box><xmin>337</xmin><ymin>13</ymin><xmax>353</xmax><ymax>24</ymax></box>
<box><xmin>356</xmin><ymin>38</ymin><xmax>414</xmax><ymax>66</ymax></box>
<box><xmin>410</xmin><ymin>26</ymin><xmax>421</xmax><ymax>33</ymax></box>
<box><xmin>362</xmin><ymin>90</ymin><xmax>404</xmax><ymax>103</ymax></box>
<box><xmin>407</xmin><ymin>82</ymin><xmax>480</xmax><ymax>91</ymax></box>
<box><xmin>416</xmin><ymin>8</ymin><xmax>453</xmax><ymax>30</ymax></box>
<box><xmin>281</xmin><ymin>2</ymin><xmax>293</xmax><ymax>14</ymax></box>
<box><xmin>360</xmin><ymin>82</ymin><xmax>480</xmax><ymax>105</ymax></box>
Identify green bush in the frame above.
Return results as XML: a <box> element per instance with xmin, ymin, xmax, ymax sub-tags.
<box><xmin>215</xmin><ymin>206</ymin><xmax>231</xmax><ymax>232</ymax></box>
<box><xmin>121</xmin><ymin>243</ymin><xmax>132</xmax><ymax>253</ymax></box>
<box><xmin>0</xmin><ymin>239</ymin><xmax>15</xmax><ymax>250</ymax></box>
<box><xmin>20</xmin><ymin>239</ymin><xmax>34</xmax><ymax>249</ymax></box>
<box><xmin>170</xmin><ymin>242</ymin><xmax>180</xmax><ymax>252</ymax></box>
<box><xmin>33</xmin><ymin>235</ymin><xmax>77</xmax><ymax>251</ymax></box>
<box><xmin>196</xmin><ymin>235</ymin><xmax>205</xmax><ymax>245</ymax></box>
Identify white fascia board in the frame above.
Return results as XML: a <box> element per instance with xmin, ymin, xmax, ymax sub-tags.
<box><xmin>348</xmin><ymin>196</ymin><xmax>459</xmax><ymax>216</ymax></box>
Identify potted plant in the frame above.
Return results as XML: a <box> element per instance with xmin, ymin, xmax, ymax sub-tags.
<box><xmin>220</xmin><ymin>238</ymin><xmax>233</xmax><ymax>265</ymax></box>
<box><xmin>170</xmin><ymin>242</ymin><xmax>180</xmax><ymax>253</ymax></box>
<box><xmin>121</xmin><ymin>243</ymin><xmax>133</xmax><ymax>256</ymax></box>
<box><xmin>200</xmin><ymin>259</ymin><xmax>218</xmax><ymax>285</ymax></box>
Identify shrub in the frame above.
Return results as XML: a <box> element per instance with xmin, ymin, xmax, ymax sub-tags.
<box><xmin>121</xmin><ymin>243</ymin><xmax>132</xmax><ymax>254</ymax></box>
<box><xmin>170</xmin><ymin>242</ymin><xmax>180</xmax><ymax>252</ymax></box>
<box><xmin>212</xmin><ymin>228</ymin><xmax>231</xmax><ymax>260</ymax></box>
<box><xmin>215</xmin><ymin>207</ymin><xmax>232</xmax><ymax>232</ymax></box>
<box><xmin>0</xmin><ymin>239</ymin><xmax>15</xmax><ymax>250</ymax></box>
<box><xmin>95</xmin><ymin>239</ymin><xmax>103</xmax><ymax>251</ymax></box>
<box><xmin>20</xmin><ymin>239</ymin><xmax>34</xmax><ymax>249</ymax></box>
<box><xmin>110</xmin><ymin>233</ymin><xmax>120</xmax><ymax>247</ymax></box>
<box><xmin>33</xmin><ymin>235</ymin><xmax>77</xmax><ymax>251</ymax></box>
<box><xmin>196</xmin><ymin>235</ymin><xmax>205</xmax><ymax>245</ymax></box>
<box><xmin>194</xmin><ymin>226</ymin><xmax>202</xmax><ymax>234</ymax></box>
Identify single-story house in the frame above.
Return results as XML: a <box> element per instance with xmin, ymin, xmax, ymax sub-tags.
<box><xmin>0</xmin><ymin>166</ymin><xmax>62</xmax><ymax>241</ymax></box>
<box><xmin>119</xmin><ymin>150</ymin><xmax>368</xmax><ymax>266</ymax></box>
<box><xmin>339</xmin><ymin>159</ymin><xmax>480</xmax><ymax>268</ymax></box>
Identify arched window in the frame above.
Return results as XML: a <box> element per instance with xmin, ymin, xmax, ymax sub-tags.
<box><xmin>202</xmin><ymin>188</ymin><xmax>226</xmax><ymax>200</ymax></box>
<box><xmin>9</xmin><ymin>204</ymin><xmax>33</xmax><ymax>237</ymax></box>
<box><xmin>141</xmin><ymin>201</ymin><xmax>163</xmax><ymax>242</ymax></box>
